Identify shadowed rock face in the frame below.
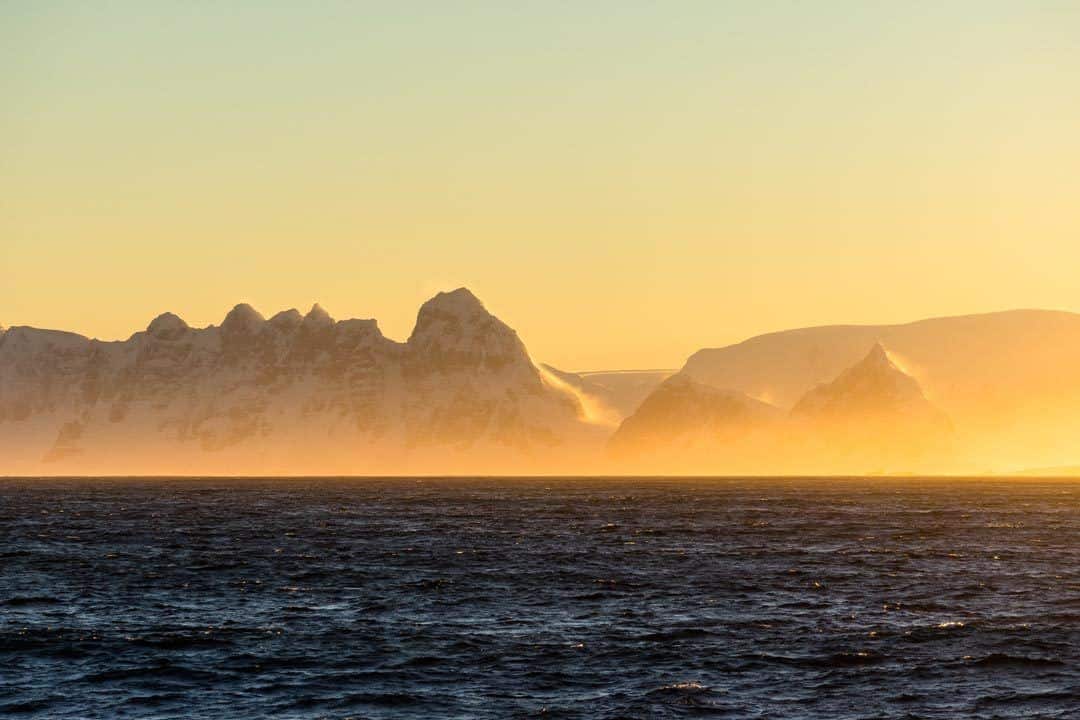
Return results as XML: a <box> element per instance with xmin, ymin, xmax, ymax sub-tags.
<box><xmin>221</xmin><ymin>303</ymin><xmax>265</xmax><ymax>336</ymax></box>
<box><xmin>0</xmin><ymin>288</ymin><xmax>584</xmax><ymax>473</ymax></box>
<box><xmin>146</xmin><ymin>313</ymin><xmax>189</xmax><ymax>341</ymax></box>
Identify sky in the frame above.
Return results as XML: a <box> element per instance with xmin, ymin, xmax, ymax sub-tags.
<box><xmin>3</xmin><ymin>1</ymin><xmax>1079</xmax><ymax>370</ymax></box>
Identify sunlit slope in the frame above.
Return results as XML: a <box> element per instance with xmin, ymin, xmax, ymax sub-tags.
<box><xmin>607</xmin><ymin>375</ymin><xmax>783</xmax><ymax>473</ymax></box>
<box><xmin>786</xmin><ymin>343</ymin><xmax>954</xmax><ymax>474</ymax></box>
<box><xmin>677</xmin><ymin>310</ymin><xmax>1080</xmax><ymax>471</ymax></box>
<box><xmin>0</xmin><ymin>289</ymin><xmax>607</xmax><ymax>475</ymax></box>
<box><xmin>683</xmin><ymin>310</ymin><xmax>1079</xmax><ymax>410</ymax></box>
<box><xmin>611</xmin><ymin>344</ymin><xmax>954</xmax><ymax>475</ymax></box>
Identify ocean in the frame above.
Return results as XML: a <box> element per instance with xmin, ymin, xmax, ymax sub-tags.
<box><xmin>1</xmin><ymin>477</ymin><xmax>1077</xmax><ymax>719</ymax></box>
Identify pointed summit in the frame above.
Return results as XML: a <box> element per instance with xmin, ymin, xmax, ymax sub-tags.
<box><xmin>418</xmin><ymin>287</ymin><xmax>485</xmax><ymax>319</ymax></box>
<box><xmin>787</xmin><ymin>342</ymin><xmax>952</xmax><ymax>472</ymax></box>
<box><xmin>864</xmin><ymin>341</ymin><xmax>889</xmax><ymax>365</ymax></box>
<box><xmin>147</xmin><ymin>312</ymin><xmax>189</xmax><ymax>340</ymax></box>
<box><xmin>409</xmin><ymin>288</ymin><xmax>495</xmax><ymax>344</ymax></box>
<box><xmin>407</xmin><ymin>288</ymin><xmax>536</xmax><ymax>375</ymax></box>
<box><xmin>851</xmin><ymin>341</ymin><xmax>894</xmax><ymax>369</ymax></box>
<box><xmin>303</xmin><ymin>303</ymin><xmax>334</xmax><ymax>329</ymax></box>
<box><xmin>221</xmin><ymin>303</ymin><xmax>265</xmax><ymax>335</ymax></box>
<box><xmin>792</xmin><ymin>342</ymin><xmax>941</xmax><ymax>422</ymax></box>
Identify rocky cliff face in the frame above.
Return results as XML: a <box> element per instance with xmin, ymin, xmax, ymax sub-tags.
<box><xmin>0</xmin><ymin>289</ymin><xmax>588</xmax><ymax>474</ymax></box>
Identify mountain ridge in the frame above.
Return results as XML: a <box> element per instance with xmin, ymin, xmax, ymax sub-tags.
<box><xmin>790</xmin><ymin>342</ymin><xmax>941</xmax><ymax>420</ymax></box>
<box><xmin>610</xmin><ymin>343</ymin><xmax>951</xmax><ymax>473</ymax></box>
<box><xmin>641</xmin><ymin>308</ymin><xmax>1080</xmax><ymax>472</ymax></box>
<box><xmin>0</xmin><ymin>288</ymin><xmax>599</xmax><ymax>475</ymax></box>
<box><xmin>6</xmin><ymin>302</ymin><xmax>1080</xmax><ymax>475</ymax></box>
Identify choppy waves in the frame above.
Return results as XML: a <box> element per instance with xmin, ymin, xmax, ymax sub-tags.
<box><xmin>1</xmin><ymin>477</ymin><xmax>1078</xmax><ymax>718</ymax></box>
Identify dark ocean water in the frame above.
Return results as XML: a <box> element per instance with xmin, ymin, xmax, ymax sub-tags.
<box><xmin>0</xmin><ymin>478</ymin><xmax>1077</xmax><ymax>719</ymax></box>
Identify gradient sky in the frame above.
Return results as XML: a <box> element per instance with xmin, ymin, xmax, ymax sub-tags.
<box><xmin>3</xmin><ymin>2</ymin><xmax>1079</xmax><ymax>370</ymax></box>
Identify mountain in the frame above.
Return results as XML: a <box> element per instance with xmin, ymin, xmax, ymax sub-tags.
<box><xmin>665</xmin><ymin>310</ymin><xmax>1080</xmax><ymax>472</ymax></box>
<box><xmin>680</xmin><ymin>309</ymin><xmax>1080</xmax><ymax>411</ymax></box>
<box><xmin>608</xmin><ymin>344</ymin><xmax>951</xmax><ymax>474</ymax></box>
<box><xmin>8</xmin><ymin>300</ymin><xmax>1080</xmax><ymax>475</ymax></box>
<box><xmin>608</xmin><ymin>375</ymin><xmax>781</xmax><ymax>471</ymax></box>
<box><xmin>0</xmin><ymin>289</ymin><xmax>601</xmax><ymax>475</ymax></box>
<box><xmin>791</xmin><ymin>343</ymin><xmax>946</xmax><ymax>424</ymax></box>
<box><xmin>787</xmin><ymin>343</ymin><xmax>953</xmax><ymax>473</ymax></box>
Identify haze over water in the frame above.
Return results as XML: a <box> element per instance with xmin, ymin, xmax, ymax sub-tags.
<box><xmin>2</xmin><ymin>477</ymin><xmax>1077</xmax><ymax>719</ymax></box>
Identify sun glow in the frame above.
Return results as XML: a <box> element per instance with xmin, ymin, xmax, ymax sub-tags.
<box><xmin>884</xmin><ymin>348</ymin><xmax>930</xmax><ymax>388</ymax></box>
<box><xmin>537</xmin><ymin>364</ymin><xmax>622</xmax><ymax>428</ymax></box>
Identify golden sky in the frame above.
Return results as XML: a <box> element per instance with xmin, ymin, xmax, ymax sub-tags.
<box><xmin>3</xmin><ymin>2</ymin><xmax>1079</xmax><ymax>370</ymax></box>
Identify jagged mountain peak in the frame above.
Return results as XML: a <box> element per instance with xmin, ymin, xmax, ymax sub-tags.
<box><xmin>792</xmin><ymin>342</ymin><xmax>935</xmax><ymax>420</ymax></box>
<box><xmin>221</xmin><ymin>303</ymin><xmax>266</xmax><ymax>335</ymax></box>
<box><xmin>0</xmin><ymin>287</ymin><xmax>590</xmax><ymax>473</ymax></box>
<box><xmin>782</xmin><ymin>341</ymin><xmax>953</xmax><ymax>471</ymax></box>
<box><xmin>146</xmin><ymin>312</ymin><xmax>190</xmax><ymax>340</ymax></box>
<box><xmin>411</xmin><ymin>287</ymin><xmax>489</xmax><ymax>330</ymax></box>
<box><xmin>406</xmin><ymin>284</ymin><xmax>535</xmax><ymax>371</ymax></box>
<box><xmin>846</xmin><ymin>342</ymin><xmax>920</xmax><ymax>390</ymax></box>
<box><xmin>426</xmin><ymin>287</ymin><xmax>484</xmax><ymax>312</ymax></box>
<box><xmin>407</xmin><ymin>287</ymin><xmax>522</xmax><ymax>356</ymax></box>
<box><xmin>862</xmin><ymin>341</ymin><xmax>890</xmax><ymax>366</ymax></box>
<box><xmin>303</xmin><ymin>303</ymin><xmax>334</xmax><ymax>328</ymax></box>
<box><xmin>400</xmin><ymin>289</ymin><xmax>554</xmax><ymax>400</ymax></box>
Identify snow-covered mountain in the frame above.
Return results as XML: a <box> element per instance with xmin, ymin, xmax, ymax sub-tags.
<box><xmin>0</xmin><ymin>289</ymin><xmax>601</xmax><ymax>475</ymax></box>
<box><xmin>8</xmin><ymin>300</ymin><xmax>1080</xmax><ymax>475</ymax></box>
